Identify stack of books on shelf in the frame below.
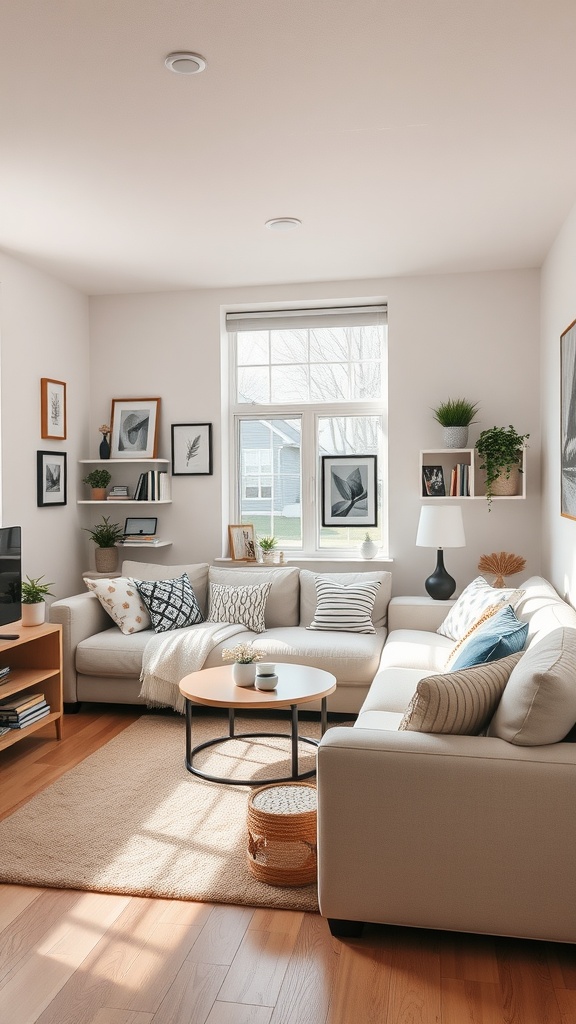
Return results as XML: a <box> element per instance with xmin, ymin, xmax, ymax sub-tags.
<box><xmin>107</xmin><ymin>485</ymin><xmax>131</xmax><ymax>501</ymax></box>
<box><xmin>0</xmin><ymin>692</ymin><xmax>50</xmax><ymax>730</ymax></box>
<box><xmin>133</xmin><ymin>470</ymin><xmax>170</xmax><ymax>501</ymax></box>
<box><xmin>449</xmin><ymin>463</ymin><xmax>470</xmax><ymax>497</ymax></box>
<box><xmin>119</xmin><ymin>536</ymin><xmax>163</xmax><ymax>546</ymax></box>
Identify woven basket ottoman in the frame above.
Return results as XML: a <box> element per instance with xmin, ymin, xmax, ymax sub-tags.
<box><xmin>247</xmin><ymin>782</ymin><xmax>317</xmax><ymax>887</ymax></box>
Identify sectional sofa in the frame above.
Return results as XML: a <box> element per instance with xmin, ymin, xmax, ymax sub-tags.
<box><xmin>50</xmin><ymin>561</ymin><xmax>392</xmax><ymax>713</ymax></box>
<box><xmin>317</xmin><ymin>575</ymin><xmax>576</xmax><ymax>944</ymax></box>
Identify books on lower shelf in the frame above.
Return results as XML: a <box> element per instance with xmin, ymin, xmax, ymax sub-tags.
<box><xmin>0</xmin><ymin>692</ymin><xmax>50</xmax><ymax>729</ymax></box>
<box><xmin>118</xmin><ymin>538</ymin><xmax>164</xmax><ymax>546</ymax></box>
<box><xmin>133</xmin><ymin>470</ymin><xmax>171</xmax><ymax>502</ymax></box>
<box><xmin>449</xmin><ymin>463</ymin><xmax>470</xmax><ymax>497</ymax></box>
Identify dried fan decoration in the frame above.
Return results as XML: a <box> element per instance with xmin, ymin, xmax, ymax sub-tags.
<box><xmin>477</xmin><ymin>551</ymin><xmax>526</xmax><ymax>588</ymax></box>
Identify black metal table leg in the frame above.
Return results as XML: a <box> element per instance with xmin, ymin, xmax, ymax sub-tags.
<box><xmin>290</xmin><ymin>704</ymin><xmax>298</xmax><ymax>778</ymax></box>
<box><xmin>320</xmin><ymin>696</ymin><xmax>328</xmax><ymax>735</ymax></box>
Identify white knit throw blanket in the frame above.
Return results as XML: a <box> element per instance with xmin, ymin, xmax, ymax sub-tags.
<box><xmin>139</xmin><ymin>621</ymin><xmax>246</xmax><ymax>714</ymax></box>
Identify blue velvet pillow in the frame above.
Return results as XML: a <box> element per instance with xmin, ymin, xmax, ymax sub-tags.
<box><xmin>450</xmin><ymin>603</ymin><xmax>528</xmax><ymax>670</ymax></box>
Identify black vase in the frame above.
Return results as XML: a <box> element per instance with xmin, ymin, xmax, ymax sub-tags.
<box><xmin>99</xmin><ymin>435</ymin><xmax>111</xmax><ymax>459</ymax></box>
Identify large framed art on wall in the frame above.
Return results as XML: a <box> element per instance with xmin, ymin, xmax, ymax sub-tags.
<box><xmin>561</xmin><ymin>319</ymin><xmax>576</xmax><ymax>520</ymax></box>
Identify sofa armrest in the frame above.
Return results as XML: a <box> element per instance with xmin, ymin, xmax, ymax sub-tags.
<box><xmin>50</xmin><ymin>592</ymin><xmax>112</xmax><ymax>704</ymax></box>
<box><xmin>387</xmin><ymin>595</ymin><xmax>455</xmax><ymax>633</ymax></box>
<box><xmin>317</xmin><ymin>727</ymin><xmax>576</xmax><ymax>942</ymax></box>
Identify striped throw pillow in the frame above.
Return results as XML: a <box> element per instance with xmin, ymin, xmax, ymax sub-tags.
<box><xmin>307</xmin><ymin>576</ymin><xmax>381</xmax><ymax>633</ymax></box>
<box><xmin>207</xmin><ymin>582</ymin><xmax>272</xmax><ymax>633</ymax></box>
<box><xmin>399</xmin><ymin>652</ymin><xmax>523</xmax><ymax>735</ymax></box>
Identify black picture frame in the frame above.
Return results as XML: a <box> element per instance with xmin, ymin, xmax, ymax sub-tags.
<box><xmin>171</xmin><ymin>423</ymin><xmax>213</xmax><ymax>475</ymax></box>
<box><xmin>422</xmin><ymin>465</ymin><xmax>446</xmax><ymax>497</ymax></box>
<box><xmin>321</xmin><ymin>454</ymin><xmax>378</xmax><ymax>527</ymax></box>
<box><xmin>37</xmin><ymin>450</ymin><xmax>67</xmax><ymax>507</ymax></box>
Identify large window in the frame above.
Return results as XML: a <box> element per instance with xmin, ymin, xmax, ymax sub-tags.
<box><xmin>227</xmin><ymin>305</ymin><xmax>387</xmax><ymax>554</ymax></box>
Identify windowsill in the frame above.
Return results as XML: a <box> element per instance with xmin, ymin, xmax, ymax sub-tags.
<box><xmin>213</xmin><ymin>556</ymin><xmax>393</xmax><ymax>567</ymax></box>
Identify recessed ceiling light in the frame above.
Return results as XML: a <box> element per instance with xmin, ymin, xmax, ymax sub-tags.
<box><xmin>265</xmin><ymin>217</ymin><xmax>302</xmax><ymax>231</ymax></box>
<box><xmin>165</xmin><ymin>52</ymin><xmax>207</xmax><ymax>75</ymax></box>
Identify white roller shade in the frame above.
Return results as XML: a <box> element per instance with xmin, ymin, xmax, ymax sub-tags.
<box><xmin>226</xmin><ymin>304</ymin><xmax>387</xmax><ymax>332</ymax></box>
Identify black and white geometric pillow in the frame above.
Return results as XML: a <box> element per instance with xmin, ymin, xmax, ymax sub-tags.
<box><xmin>307</xmin><ymin>576</ymin><xmax>381</xmax><ymax>633</ymax></box>
<box><xmin>133</xmin><ymin>573</ymin><xmax>204</xmax><ymax>633</ymax></box>
<box><xmin>207</xmin><ymin>582</ymin><xmax>272</xmax><ymax>633</ymax></box>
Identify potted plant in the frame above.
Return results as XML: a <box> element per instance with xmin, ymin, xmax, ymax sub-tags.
<box><xmin>21</xmin><ymin>575</ymin><xmax>55</xmax><ymax>627</ymax></box>
<box><xmin>475</xmin><ymin>425</ymin><xmax>530</xmax><ymax>508</ymax></box>
<box><xmin>84</xmin><ymin>515</ymin><xmax>124</xmax><ymax>572</ymax></box>
<box><xmin>258</xmin><ymin>535</ymin><xmax>277</xmax><ymax>564</ymax></box>
<box><xmin>82</xmin><ymin>468</ymin><xmax>112</xmax><ymax>501</ymax></box>
<box><xmin>360</xmin><ymin>531</ymin><xmax>378</xmax><ymax>559</ymax></box>
<box><xmin>432</xmin><ymin>398</ymin><xmax>479</xmax><ymax>449</ymax></box>
<box><xmin>222</xmin><ymin>642</ymin><xmax>264</xmax><ymax>686</ymax></box>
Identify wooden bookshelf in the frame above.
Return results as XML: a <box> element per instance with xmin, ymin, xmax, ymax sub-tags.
<box><xmin>0</xmin><ymin>622</ymin><xmax>63</xmax><ymax>753</ymax></box>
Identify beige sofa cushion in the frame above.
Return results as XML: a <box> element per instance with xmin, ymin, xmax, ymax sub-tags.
<box><xmin>379</xmin><ymin>629</ymin><xmax>453</xmax><ymax>672</ymax></box>
<box><xmin>399</xmin><ymin>653</ymin><xmax>523</xmax><ymax>735</ymax></box>
<box><xmin>121</xmin><ymin>561</ymin><xmax>210</xmax><ymax>616</ymax></box>
<box><xmin>299</xmin><ymin>569</ymin><xmax>392</xmax><ymax>630</ymax></box>
<box><xmin>488</xmin><ymin>627</ymin><xmax>576</xmax><ymax>744</ymax></box>
<box><xmin>84</xmin><ymin>576</ymin><xmax>151</xmax><ymax>634</ymax></box>
<box><xmin>513</xmin><ymin>576</ymin><xmax>576</xmax><ymax>647</ymax></box>
<box><xmin>208</xmin><ymin>566</ymin><xmax>299</xmax><ymax>628</ymax></box>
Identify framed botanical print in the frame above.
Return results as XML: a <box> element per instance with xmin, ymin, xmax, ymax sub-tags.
<box><xmin>37</xmin><ymin>451</ymin><xmax>67</xmax><ymax>507</ymax></box>
<box><xmin>171</xmin><ymin>423</ymin><xmax>213</xmax><ymax>475</ymax></box>
<box><xmin>110</xmin><ymin>398</ymin><xmax>161</xmax><ymax>459</ymax></box>
<box><xmin>321</xmin><ymin>454</ymin><xmax>378</xmax><ymax>527</ymax></box>
<box><xmin>40</xmin><ymin>378</ymin><xmax>67</xmax><ymax>440</ymax></box>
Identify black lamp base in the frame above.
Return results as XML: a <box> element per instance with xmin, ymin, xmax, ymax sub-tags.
<box><xmin>425</xmin><ymin>548</ymin><xmax>456</xmax><ymax>600</ymax></box>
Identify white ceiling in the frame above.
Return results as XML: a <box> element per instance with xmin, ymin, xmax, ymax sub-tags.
<box><xmin>1</xmin><ymin>0</ymin><xmax>576</xmax><ymax>295</ymax></box>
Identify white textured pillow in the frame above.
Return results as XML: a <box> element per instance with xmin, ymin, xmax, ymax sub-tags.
<box><xmin>400</xmin><ymin>653</ymin><xmax>523</xmax><ymax>735</ymax></box>
<box><xmin>488</xmin><ymin>627</ymin><xmax>576</xmax><ymax>745</ymax></box>
<box><xmin>307</xmin><ymin>576</ymin><xmax>381</xmax><ymax>634</ymax></box>
<box><xmin>207</xmin><ymin>582</ymin><xmax>272</xmax><ymax>634</ymax></box>
<box><xmin>437</xmin><ymin>577</ymin><xmax>525</xmax><ymax>641</ymax></box>
<box><xmin>85</xmin><ymin>576</ymin><xmax>151</xmax><ymax>635</ymax></box>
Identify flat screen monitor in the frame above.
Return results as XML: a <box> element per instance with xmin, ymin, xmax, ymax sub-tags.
<box><xmin>0</xmin><ymin>526</ymin><xmax>21</xmax><ymax>626</ymax></box>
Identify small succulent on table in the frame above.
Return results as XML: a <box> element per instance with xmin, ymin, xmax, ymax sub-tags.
<box><xmin>222</xmin><ymin>643</ymin><xmax>264</xmax><ymax>665</ymax></box>
<box><xmin>83</xmin><ymin>515</ymin><xmax>124</xmax><ymax>548</ymax></box>
<box><xmin>21</xmin><ymin>575</ymin><xmax>55</xmax><ymax>604</ymax></box>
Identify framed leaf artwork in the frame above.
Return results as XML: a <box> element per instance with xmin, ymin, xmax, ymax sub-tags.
<box><xmin>171</xmin><ymin>423</ymin><xmax>213</xmax><ymax>475</ymax></box>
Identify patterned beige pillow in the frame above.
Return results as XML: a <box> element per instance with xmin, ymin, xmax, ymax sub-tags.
<box><xmin>207</xmin><ymin>582</ymin><xmax>272</xmax><ymax>634</ymax></box>
<box><xmin>85</xmin><ymin>576</ymin><xmax>151</xmax><ymax>634</ymax></box>
<box><xmin>400</xmin><ymin>652</ymin><xmax>523</xmax><ymax>735</ymax></box>
<box><xmin>437</xmin><ymin>576</ymin><xmax>525</xmax><ymax>641</ymax></box>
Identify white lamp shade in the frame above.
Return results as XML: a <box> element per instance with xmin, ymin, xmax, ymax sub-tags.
<box><xmin>416</xmin><ymin>505</ymin><xmax>466</xmax><ymax>548</ymax></box>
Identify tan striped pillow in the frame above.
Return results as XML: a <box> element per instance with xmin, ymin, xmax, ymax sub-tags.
<box><xmin>399</xmin><ymin>652</ymin><xmax>523</xmax><ymax>735</ymax></box>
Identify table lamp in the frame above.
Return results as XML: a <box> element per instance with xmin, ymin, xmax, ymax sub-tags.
<box><xmin>416</xmin><ymin>505</ymin><xmax>466</xmax><ymax>600</ymax></box>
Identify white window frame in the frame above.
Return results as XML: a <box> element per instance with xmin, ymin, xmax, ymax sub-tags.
<box><xmin>227</xmin><ymin>307</ymin><xmax>388</xmax><ymax>556</ymax></box>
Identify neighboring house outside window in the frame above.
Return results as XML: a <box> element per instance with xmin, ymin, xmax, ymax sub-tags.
<box><xmin>227</xmin><ymin>304</ymin><xmax>388</xmax><ymax>555</ymax></box>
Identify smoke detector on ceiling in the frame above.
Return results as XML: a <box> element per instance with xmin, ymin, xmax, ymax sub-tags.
<box><xmin>165</xmin><ymin>52</ymin><xmax>207</xmax><ymax>75</ymax></box>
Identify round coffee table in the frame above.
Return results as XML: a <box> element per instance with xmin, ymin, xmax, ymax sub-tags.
<box><xmin>179</xmin><ymin>663</ymin><xmax>336</xmax><ymax>786</ymax></box>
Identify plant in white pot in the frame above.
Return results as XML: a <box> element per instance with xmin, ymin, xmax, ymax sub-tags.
<box><xmin>222</xmin><ymin>642</ymin><xmax>264</xmax><ymax>687</ymax></box>
<box><xmin>21</xmin><ymin>575</ymin><xmax>55</xmax><ymax>626</ymax></box>
<box><xmin>360</xmin><ymin>532</ymin><xmax>378</xmax><ymax>559</ymax></box>
<box><xmin>432</xmin><ymin>398</ymin><xmax>479</xmax><ymax>449</ymax></box>
<box><xmin>82</xmin><ymin>468</ymin><xmax>112</xmax><ymax>501</ymax></box>
<box><xmin>84</xmin><ymin>515</ymin><xmax>124</xmax><ymax>572</ymax></box>
<box><xmin>258</xmin><ymin>535</ymin><xmax>277</xmax><ymax>564</ymax></box>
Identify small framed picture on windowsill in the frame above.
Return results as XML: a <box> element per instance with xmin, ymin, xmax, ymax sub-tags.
<box><xmin>228</xmin><ymin>524</ymin><xmax>257</xmax><ymax>561</ymax></box>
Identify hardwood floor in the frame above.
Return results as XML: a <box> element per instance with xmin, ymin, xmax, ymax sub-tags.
<box><xmin>0</xmin><ymin>705</ymin><xmax>574</xmax><ymax>1024</ymax></box>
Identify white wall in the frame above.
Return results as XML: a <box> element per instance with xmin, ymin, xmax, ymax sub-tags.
<box><xmin>541</xmin><ymin>198</ymin><xmax>576</xmax><ymax>602</ymax></box>
<box><xmin>0</xmin><ymin>251</ymin><xmax>90</xmax><ymax>606</ymax></box>
<box><xmin>89</xmin><ymin>268</ymin><xmax>540</xmax><ymax>596</ymax></box>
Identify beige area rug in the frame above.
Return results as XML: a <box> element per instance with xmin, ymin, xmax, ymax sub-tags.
<box><xmin>0</xmin><ymin>713</ymin><xmax>330</xmax><ymax>912</ymax></box>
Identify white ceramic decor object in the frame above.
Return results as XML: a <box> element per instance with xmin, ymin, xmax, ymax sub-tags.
<box><xmin>232</xmin><ymin>662</ymin><xmax>256</xmax><ymax>687</ymax></box>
